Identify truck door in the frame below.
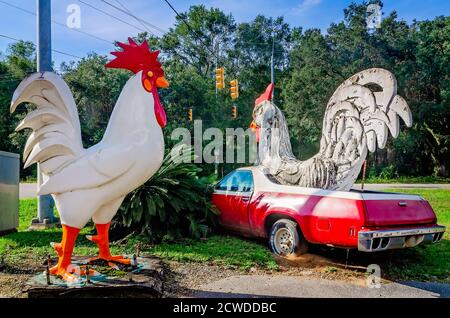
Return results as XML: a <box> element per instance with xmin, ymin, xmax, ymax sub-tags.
<box><xmin>213</xmin><ymin>170</ymin><xmax>254</xmax><ymax>234</ymax></box>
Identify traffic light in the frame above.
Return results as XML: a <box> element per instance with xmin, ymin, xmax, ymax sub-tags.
<box><xmin>231</xmin><ymin>105</ymin><xmax>237</xmax><ymax>119</ymax></box>
<box><xmin>188</xmin><ymin>107</ymin><xmax>193</xmax><ymax>122</ymax></box>
<box><xmin>230</xmin><ymin>79</ymin><xmax>239</xmax><ymax>100</ymax></box>
<box><xmin>215</xmin><ymin>67</ymin><xmax>225</xmax><ymax>90</ymax></box>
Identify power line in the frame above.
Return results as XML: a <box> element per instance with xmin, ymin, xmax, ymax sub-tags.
<box><xmin>77</xmin><ymin>0</ymin><xmax>146</xmax><ymax>33</ymax></box>
<box><xmin>0</xmin><ymin>34</ymin><xmax>83</xmax><ymax>60</ymax></box>
<box><xmin>52</xmin><ymin>49</ymin><xmax>83</xmax><ymax>60</ymax></box>
<box><xmin>101</xmin><ymin>0</ymin><xmax>167</xmax><ymax>35</ymax></box>
<box><xmin>0</xmin><ymin>33</ymin><xmax>27</xmax><ymax>43</ymax></box>
<box><xmin>0</xmin><ymin>0</ymin><xmax>111</xmax><ymax>44</ymax></box>
<box><xmin>163</xmin><ymin>0</ymin><xmax>293</xmax><ymax>54</ymax></box>
<box><xmin>113</xmin><ymin>0</ymin><xmax>155</xmax><ymax>35</ymax></box>
<box><xmin>162</xmin><ymin>0</ymin><xmax>218</xmax><ymax>59</ymax></box>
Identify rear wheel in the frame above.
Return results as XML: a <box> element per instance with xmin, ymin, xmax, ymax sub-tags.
<box><xmin>269</xmin><ymin>219</ymin><xmax>308</xmax><ymax>256</ymax></box>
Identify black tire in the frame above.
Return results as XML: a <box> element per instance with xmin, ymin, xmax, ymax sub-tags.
<box><xmin>268</xmin><ymin>219</ymin><xmax>308</xmax><ymax>257</ymax></box>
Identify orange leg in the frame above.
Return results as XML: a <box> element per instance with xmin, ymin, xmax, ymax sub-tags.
<box><xmin>48</xmin><ymin>225</ymin><xmax>80</xmax><ymax>282</ymax></box>
<box><xmin>87</xmin><ymin>223</ymin><xmax>131</xmax><ymax>265</ymax></box>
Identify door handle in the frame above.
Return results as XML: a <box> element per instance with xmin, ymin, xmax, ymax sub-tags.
<box><xmin>241</xmin><ymin>196</ymin><xmax>250</xmax><ymax>202</ymax></box>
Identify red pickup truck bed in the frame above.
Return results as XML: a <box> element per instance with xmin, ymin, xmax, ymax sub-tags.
<box><xmin>212</xmin><ymin>167</ymin><xmax>445</xmax><ymax>255</ymax></box>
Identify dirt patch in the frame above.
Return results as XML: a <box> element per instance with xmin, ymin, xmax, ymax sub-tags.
<box><xmin>0</xmin><ymin>273</ymin><xmax>31</xmax><ymax>298</ymax></box>
<box><xmin>0</xmin><ymin>257</ymin><xmax>41</xmax><ymax>298</ymax></box>
<box><xmin>161</xmin><ymin>252</ymin><xmax>375</xmax><ymax>297</ymax></box>
<box><xmin>163</xmin><ymin>261</ymin><xmax>242</xmax><ymax>297</ymax></box>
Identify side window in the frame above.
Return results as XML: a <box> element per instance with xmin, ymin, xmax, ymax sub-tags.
<box><xmin>215</xmin><ymin>170</ymin><xmax>254</xmax><ymax>193</ymax></box>
<box><xmin>238</xmin><ymin>171</ymin><xmax>254</xmax><ymax>192</ymax></box>
<box><xmin>215</xmin><ymin>172</ymin><xmax>234</xmax><ymax>191</ymax></box>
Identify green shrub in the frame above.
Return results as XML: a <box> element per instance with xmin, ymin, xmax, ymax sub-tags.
<box><xmin>378</xmin><ymin>165</ymin><xmax>399</xmax><ymax>180</ymax></box>
<box><xmin>115</xmin><ymin>146</ymin><xmax>219</xmax><ymax>242</ymax></box>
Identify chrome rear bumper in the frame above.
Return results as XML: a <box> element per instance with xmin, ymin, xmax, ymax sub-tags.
<box><xmin>358</xmin><ymin>225</ymin><xmax>446</xmax><ymax>252</ymax></box>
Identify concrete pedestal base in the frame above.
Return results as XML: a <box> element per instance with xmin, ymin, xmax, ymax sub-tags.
<box><xmin>28</xmin><ymin>217</ymin><xmax>60</xmax><ymax>230</ymax></box>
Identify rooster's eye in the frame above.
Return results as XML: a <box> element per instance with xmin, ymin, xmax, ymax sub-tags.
<box><xmin>147</xmin><ymin>71</ymin><xmax>153</xmax><ymax>77</ymax></box>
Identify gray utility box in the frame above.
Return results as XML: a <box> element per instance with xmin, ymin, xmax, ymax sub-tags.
<box><xmin>0</xmin><ymin>150</ymin><xmax>19</xmax><ymax>235</ymax></box>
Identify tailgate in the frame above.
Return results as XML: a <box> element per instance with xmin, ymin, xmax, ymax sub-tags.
<box><xmin>361</xmin><ymin>192</ymin><xmax>437</xmax><ymax>227</ymax></box>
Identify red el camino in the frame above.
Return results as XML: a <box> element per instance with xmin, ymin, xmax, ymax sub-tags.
<box><xmin>212</xmin><ymin>167</ymin><xmax>446</xmax><ymax>256</ymax></box>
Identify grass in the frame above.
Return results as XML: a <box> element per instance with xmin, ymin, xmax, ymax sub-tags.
<box><xmin>0</xmin><ymin>199</ymin><xmax>276</xmax><ymax>271</ymax></box>
<box><xmin>20</xmin><ymin>176</ymin><xmax>37</xmax><ymax>183</ymax></box>
<box><xmin>148</xmin><ymin>236</ymin><xmax>278</xmax><ymax>270</ymax></box>
<box><xmin>357</xmin><ymin>176</ymin><xmax>450</xmax><ymax>184</ymax></box>
<box><xmin>0</xmin><ymin>199</ymin><xmax>98</xmax><ymax>268</ymax></box>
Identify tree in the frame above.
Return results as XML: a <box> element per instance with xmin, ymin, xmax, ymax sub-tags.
<box><xmin>0</xmin><ymin>41</ymin><xmax>37</xmax><ymax>178</ymax></box>
<box><xmin>160</xmin><ymin>5</ymin><xmax>236</xmax><ymax>76</ymax></box>
<box><xmin>396</xmin><ymin>16</ymin><xmax>450</xmax><ymax>176</ymax></box>
<box><xmin>281</xmin><ymin>1</ymin><xmax>449</xmax><ymax>176</ymax></box>
<box><xmin>0</xmin><ymin>3</ymin><xmax>447</xmax><ymax>179</ymax></box>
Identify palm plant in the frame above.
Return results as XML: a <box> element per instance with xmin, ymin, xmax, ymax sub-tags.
<box><xmin>115</xmin><ymin>146</ymin><xmax>219</xmax><ymax>242</ymax></box>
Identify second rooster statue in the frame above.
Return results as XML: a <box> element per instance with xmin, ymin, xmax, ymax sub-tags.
<box><xmin>250</xmin><ymin>68</ymin><xmax>412</xmax><ymax>191</ymax></box>
<box><xmin>10</xmin><ymin>38</ymin><xmax>169</xmax><ymax>282</ymax></box>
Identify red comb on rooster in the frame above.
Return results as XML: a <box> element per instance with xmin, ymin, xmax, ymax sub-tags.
<box><xmin>106</xmin><ymin>37</ymin><xmax>163</xmax><ymax>75</ymax></box>
<box><xmin>254</xmin><ymin>83</ymin><xmax>274</xmax><ymax>107</ymax></box>
<box><xmin>107</xmin><ymin>37</ymin><xmax>169</xmax><ymax>127</ymax></box>
<box><xmin>251</xmin><ymin>83</ymin><xmax>275</xmax><ymax>142</ymax></box>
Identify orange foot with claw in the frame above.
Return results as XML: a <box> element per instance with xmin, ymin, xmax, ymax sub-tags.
<box><xmin>87</xmin><ymin>222</ymin><xmax>131</xmax><ymax>266</ymax></box>
<box><xmin>48</xmin><ymin>225</ymin><xmax>81</xmax><ymax>283</ymax></box>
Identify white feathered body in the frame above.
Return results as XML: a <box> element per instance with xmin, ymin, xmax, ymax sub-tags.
<box><xmin>256</xmin><ymin>68</ymin><xmax>412</xmax><ymax>191</ymax></box>
<box><xmin>11</xmin><ymin>72</ymin><xmax>164</xmax><ymax>228</ymax></box>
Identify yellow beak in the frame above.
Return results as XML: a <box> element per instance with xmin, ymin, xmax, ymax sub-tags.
<box><xmin>156</xmin><ymin>76</ymin><xmax>169</xmax><ymax>88</ymax></box>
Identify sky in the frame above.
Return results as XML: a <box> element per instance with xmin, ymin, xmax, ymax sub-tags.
<box><xmin>0</xmin><ymin>0</ymin><xmax>448</xmax><ymax>67</ymax></box>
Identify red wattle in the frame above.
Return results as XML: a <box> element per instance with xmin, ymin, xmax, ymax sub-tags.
<box><xmin>152</xmin><ymin>90</ymin><xmax>167</xmax><ymax>128</ymax></box>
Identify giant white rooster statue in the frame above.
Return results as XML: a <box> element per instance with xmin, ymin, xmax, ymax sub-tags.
<box><xmin>250</xmin><ymin>68</ymin><xmax>412</xmax><ymax>191</ymax></box>
<box><xmin>10</xmin><ymin>38</ymin><xmax>169</xmax><ymax>282</ymax></box>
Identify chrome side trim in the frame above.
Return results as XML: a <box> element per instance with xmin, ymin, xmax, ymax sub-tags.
<box><xmin>213</xmin><ymin>190</ymin><xmax>253</xmax><ymax>197</ymax></box>
<box><xmin>358</xmin><ymin>225</ymin><xmax>446</xmax><ymax>252</ymax></box>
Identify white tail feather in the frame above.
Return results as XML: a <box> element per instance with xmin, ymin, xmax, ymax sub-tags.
<box><xmin>10</xmin><ymin>72</ymin><xmax>83</xmax><ymax>175</ymax></box>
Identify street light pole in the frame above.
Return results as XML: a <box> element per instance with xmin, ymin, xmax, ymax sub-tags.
<box><xmin>37</xmin><ymin>0</ymin><xmax>52</xmax><ymax>72</ymax></box>
<box><xmin>35</xmin><ymin>0</ymin><xmax>55</xmax><ymax>225</ymax></box>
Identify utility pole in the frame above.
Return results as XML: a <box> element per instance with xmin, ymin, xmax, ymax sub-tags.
<box><xmin>270</xmin><ymin>26</ymin><xmax>276</xmax><ymax>102</ymax></box>
<box><xmin>215</xmin><ymin>38</ymin><xmax>219</xmax><ymax>97</ymax></box>
<box><xmin>33</xmin><ymin>0</ymin><xmax>56</xmax><ymax>227</ymax></box>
